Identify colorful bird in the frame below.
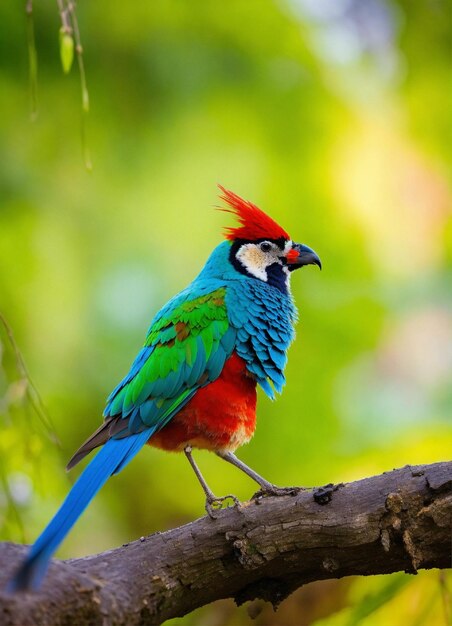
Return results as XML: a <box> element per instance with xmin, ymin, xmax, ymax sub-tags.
<box><xmin>8</xmin><ymin>186</ymin><xmax>321</xmax><ymax>592</ymax></box>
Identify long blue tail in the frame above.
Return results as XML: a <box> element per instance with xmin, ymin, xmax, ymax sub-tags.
<box><xmin>7</xmin><ymin>429</ymin><xmax>152</xmax><ymax>592</ymax></box>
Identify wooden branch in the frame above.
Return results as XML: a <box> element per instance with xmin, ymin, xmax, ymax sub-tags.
<box><xmin>0</xmin><ymin>462</ymin><xmax>451</xmax><ymax>625</ymax></box>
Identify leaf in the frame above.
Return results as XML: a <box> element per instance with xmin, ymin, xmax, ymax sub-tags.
<box><xmin>59</xmin><ymin>28</ymin><xmax>74</xmax><ymax>74</ymax></box>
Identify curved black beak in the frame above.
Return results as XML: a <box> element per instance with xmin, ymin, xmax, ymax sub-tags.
<box><xmin>286</xmin><ymin>243</ymin><xmax>322</xmax><ymax>271</ymax></box>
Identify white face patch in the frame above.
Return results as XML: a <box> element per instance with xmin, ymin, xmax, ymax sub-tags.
<box><xmin>235</xmin><ymin>240</ymin><xmax>292</xmax><ymax>283</ymax></box>
<box><xmin>283</xmin><ymin>240</ymin><xmax>293</xmax><ymax>255</ymax></box>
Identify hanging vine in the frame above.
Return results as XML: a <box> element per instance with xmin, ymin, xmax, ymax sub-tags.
<box><xmin>25</xmin><ymin>0</ymin><xmax>92</xmax><ymax>170</ymax></box>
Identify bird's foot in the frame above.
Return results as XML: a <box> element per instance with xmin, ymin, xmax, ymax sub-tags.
<box><xmin>252</xmin><ymin>485</ymin><xmax>305</xmax><ymax>502</ymax></box>
<box><xmin>205</xmin><ymin>494</ymin><xmax>240</xmax><ymax>519</ymax></box>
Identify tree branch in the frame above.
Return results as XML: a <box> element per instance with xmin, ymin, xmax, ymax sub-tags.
<box><xmin>1</xmin><ymin>462</ymin><xmax>451</xmax><ymax>625</ymax></box>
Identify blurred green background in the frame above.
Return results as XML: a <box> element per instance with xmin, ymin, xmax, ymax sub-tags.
<box><xmin>1</xmin><ymin>0</ymin><xmax>451</xmax><ymax>624</ymax></box>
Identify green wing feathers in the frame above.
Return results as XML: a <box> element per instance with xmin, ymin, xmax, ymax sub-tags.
<box><xmin>67</xmin><ymin>288</ymin><xmax>236</xmax><ymax>469</ymax></box>
<box><xmin>124</xmin><ymin>288</ymin><xmax>232</xmax><ymax>408</ymax></box>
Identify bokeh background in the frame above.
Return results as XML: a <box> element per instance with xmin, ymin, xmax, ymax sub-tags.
<box><xmin>1</xmin><ymin>1</ymin><xmax>451</xmax><ymax>624</ymax></box>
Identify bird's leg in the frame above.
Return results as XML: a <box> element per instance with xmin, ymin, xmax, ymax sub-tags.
<box><xmin>184</xmin><ymin>446</ymin><xmax>240</xmax><ymax>518</ymax></box>
<box><xmin>184</xmin><ymin>445</ymin><xmax>216</xmax><ymax>502</ymax></box>
<box><xmin>216</xmin><ymin>451</ymin><xmax>302</xmax><ymax>498</ymax></box>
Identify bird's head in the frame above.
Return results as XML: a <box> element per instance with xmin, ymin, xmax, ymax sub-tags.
<box><xmin>219</xmin><ymin>185</ymin><xmax>321</xmax><ymax>291</ymax></box>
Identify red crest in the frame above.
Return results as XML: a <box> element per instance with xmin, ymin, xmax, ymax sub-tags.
<box><xmin>218</xmin><ymin>185</ymin><xmax>290</xmax><ymax>242</ymax></box>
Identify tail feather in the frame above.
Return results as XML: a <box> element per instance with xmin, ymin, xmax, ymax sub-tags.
<box><xmin>7</xmin><ymin>429</ymin><xmax>152</xmax><ymax>592</ymax></box>
<box><xmin>66</xmin><ymin>416</ymin><xmax>128</xmax><ymax>471</ymax></box>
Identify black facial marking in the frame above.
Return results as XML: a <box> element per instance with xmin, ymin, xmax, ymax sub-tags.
<box><xmin>266</xmin><ymin>263</ymin><xmax>289</xmax><ymax>294</ymax></box>
<box><xmin>273</xmin><ymin>237</ymin><xmax>287</xmax><ymax>250</ymax></box>
<box><xmin>233</xmin><ymin>237</ymin><xmax>287</xmax><ymax>249</ymax></box>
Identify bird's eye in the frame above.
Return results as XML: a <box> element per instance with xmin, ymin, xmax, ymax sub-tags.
<box><xmin>260</xmin><ymin>242</ymin><xmax>272</xmax><ymax>253</ymax></box>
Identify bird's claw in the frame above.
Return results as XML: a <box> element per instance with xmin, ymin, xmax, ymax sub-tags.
<box><xmin>206</xmin><ymin>494</ymin><xmax>240</xmax><ymax>519</ymax></box>
<box><xmin>252</xmin><ymin>485</ymin><xmax>304</xmax><ymax>503</ymax></box>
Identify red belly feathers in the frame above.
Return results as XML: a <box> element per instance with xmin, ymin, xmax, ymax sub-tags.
<box><xmin>150</xmin><ymin>352</ymin><xmax>257</xmax><ymax>453</ymax></box>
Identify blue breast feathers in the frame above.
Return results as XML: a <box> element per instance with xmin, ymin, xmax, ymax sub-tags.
<box><xmin>225</xmin><ymin>280</ymin><xmax>296</xmax><ymax>399</ymax></box>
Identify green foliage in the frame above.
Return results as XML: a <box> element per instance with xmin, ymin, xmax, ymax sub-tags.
<box><xmin>0</xmin><ymin>315</ymin><xmax>68</xmax><ymax>544</ymax></box>
<box><xmin>344</xmin><ymin>574</ymin><xmax>410</xmax><ymax>626</ymax></box>
<box><xmin>0</xmin><ymin>0</ymin><xmax>450</xmax><ymax>624</ymax></box>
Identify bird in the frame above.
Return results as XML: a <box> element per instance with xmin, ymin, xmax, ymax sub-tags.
<box><xmin>7</xmin><ymin>185</ymin><xmax>321</xmax><ymax>592</ymax></box>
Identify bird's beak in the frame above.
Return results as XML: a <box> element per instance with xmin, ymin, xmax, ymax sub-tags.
<box><xmin>285</xmin><ymin>243</ymin><xmax>322</xmax><ymax>271</ymax></box>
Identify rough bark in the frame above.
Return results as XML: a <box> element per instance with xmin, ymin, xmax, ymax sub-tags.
<box><xmin>0</xmin><ymin>462</ymin><xmax>451</xmax><ymax>626</ymax></box>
